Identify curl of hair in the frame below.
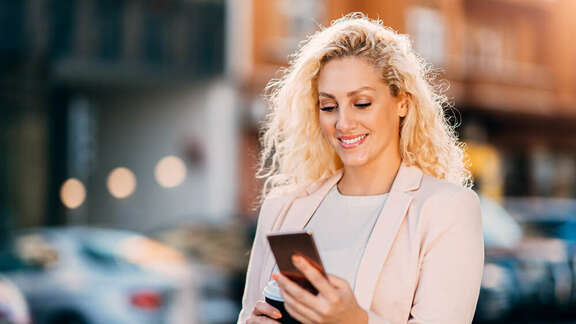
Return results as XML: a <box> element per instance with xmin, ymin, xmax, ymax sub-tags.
<box><xmin>257</xmin><ymin>13</ymin><xmax>472</xmax><ymax>201</ymax></box>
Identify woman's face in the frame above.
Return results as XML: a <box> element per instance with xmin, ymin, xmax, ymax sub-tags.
<box><xmin>317</xmin><ymin>56</ymin><xmax>407</xmax><ymax>170</ymax></box>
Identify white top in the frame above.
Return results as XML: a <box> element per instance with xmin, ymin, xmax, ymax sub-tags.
<box><xmin>272</xmin><ymin>185</ymin><xmax>389</xmax><ymax>289</ymax></box>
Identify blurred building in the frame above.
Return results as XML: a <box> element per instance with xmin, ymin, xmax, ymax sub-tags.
<box><xmin>236</xmin><ymin>0</ymin><xmax>576</xmax><ymax>216</ymax></box>
<box><xmin>2</xmin><ymin>0</ymin><xmax>575</xmax><ymax>232</ymax></box>
<box><xmin>0</xmin><ymin>0</ymin><xmax>239</xmax><ymax>233</ymax></box>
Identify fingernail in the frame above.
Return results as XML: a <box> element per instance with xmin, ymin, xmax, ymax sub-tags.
<box><xmin>274</xmin><ymin>311</ymin><xmax>282</xmax><ymax>318</ymax></box>
<box><xmin>292</xmin><ymin>255</ymin><xmax>303</xmax><ymax>266</ymax></box>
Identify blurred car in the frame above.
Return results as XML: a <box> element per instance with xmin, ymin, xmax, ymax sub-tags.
<box><xmin>506</xmin><ymin>198</ymin><xmax>576</xmax><ymax>311</ymax></box>
<box><xmin>0</xmin><ymin>276</ymin><xmax>30</xmax><ymax>324</ymax></box>
<box><xmin>475</xmin><ymin>195</ymin><xmax>523</xmax><ymax>323</ymax></box>
<box><xmin>0</xmin><ymin>227</ymin><xmax>198</xmax><ymax>324</ymax></box>
<box><xmin>475</xmin><ymin>195</ymin><xmax>576</xmax><ymax>323</ymax></box>
<box><xmin>151</xmin><ymin>223</ymin><xmax>248</xmax><ymax>324</ymax></box>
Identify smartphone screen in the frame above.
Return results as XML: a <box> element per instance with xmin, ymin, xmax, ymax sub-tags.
<box><xmin>267</xmin><ymin>231</ymin><xmax>327</xmax><ymax>295</ymax></box>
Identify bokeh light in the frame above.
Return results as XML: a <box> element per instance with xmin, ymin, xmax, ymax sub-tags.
<box><xmin>154</xmin><ymin>156</ymin><xmax>187</xmax><ymax>188</ymax></box>
<box><xmin>107</xmin><ymin>167</ymin><xmax>137</xmax><ymax>199</ymax></box>
<box><xmin>60</xmin><ymin>178</ymin><xmax>86</xmax><ymax>209</ymax></box>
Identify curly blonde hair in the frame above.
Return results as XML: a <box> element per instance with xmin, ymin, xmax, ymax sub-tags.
<box><xmin>257</xmin><ymin>13</ymin><xmax>471</xmax><ymax>200</ymax></box>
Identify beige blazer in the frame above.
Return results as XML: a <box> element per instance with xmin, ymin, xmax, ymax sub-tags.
<box><xmin>237</xmin><ymin>163</ymin><xmax>484</xmax><ymax>324</ymax></box>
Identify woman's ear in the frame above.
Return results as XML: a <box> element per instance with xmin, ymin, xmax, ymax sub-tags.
<box><xmin>398</xmin><ymin>93</ymin><xmax>409</xmax><ymax>118</ymax></box>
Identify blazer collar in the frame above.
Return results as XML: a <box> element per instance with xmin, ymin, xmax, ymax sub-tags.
<box><xmin>272</xmin><ymin>161</ymin><xmax>423</xmax><ymax>233</ymax></box>
<box><xmin>387</xmin><ymin>162</ymin><xmax>423</xmax><ymax>193</ymax></box>
<box><xmin>303</xmin><ymin>161</ymin><xmax>423</xmax><ymax>197</ymax></box>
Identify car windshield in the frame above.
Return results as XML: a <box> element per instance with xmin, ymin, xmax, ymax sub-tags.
<box><xmin>481</xmin><ymin>196</ymin><xmax>523</xmax><ymax>248</ymax></box>
<box><xmin>79</xmin><ymin>229</ymin><xmax>187</xmax><ymax>275</ymax></box>
<box><xmin>79</xmin><ymin>229</ymin><xmax>142</xmax><ymax>271</ymax></box>
<box><xmin>523</xmin><ymin>220</ymin><xmax>576</xmax><ymax>241</ymax></box>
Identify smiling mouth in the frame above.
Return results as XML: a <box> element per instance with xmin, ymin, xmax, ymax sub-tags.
<box><xmin>338</xmin><ymin>134</ymin><xmax>368</xmax><ymax>148</ymax></box>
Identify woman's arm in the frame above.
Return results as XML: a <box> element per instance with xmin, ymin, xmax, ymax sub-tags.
<box><xmin>237</xmin><ymin>223</ymin><xmax>265</xmax><ymax>323</ymax></box>
<box><xmin>237</xmin><ymin>196</ymin><xmax>288</xmax><ymax>324</ymax></box>
<box><xmin>237</xmin><ymin>206</ymin><xmax>270</xmax><ymax>323</ymax></box>
<box><xmin>364</xmin><ymin>188</ymin><xmax>484</xmax><ymax>324</ymax></box>
<box><xmin>407</xmin><ymin>188</ymin><xmax>484</xmax><ymax>324</ymax></box>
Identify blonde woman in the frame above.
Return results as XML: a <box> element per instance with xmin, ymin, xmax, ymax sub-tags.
<box><xmin>239</xmin><ymin>14</ymin><xmax>484</xmax><ymax>324</ymax></box>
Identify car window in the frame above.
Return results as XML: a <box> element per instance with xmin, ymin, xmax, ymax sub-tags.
<box><xmin>524</xmin><ymin>220</ymin><xmax>576</xmax><ymax>241</ymax></box>
<box><xmin>80</xmin><ymin>231</ymin><xmax>187</xmax><ymax>275</ymax></box>
<box><xmin>80</xmin><ymin>240</ymin><xmax>139</xmax><ymax>271</ymax></box>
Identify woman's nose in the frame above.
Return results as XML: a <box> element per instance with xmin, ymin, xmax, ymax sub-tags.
<box><xmin>335</xmin><ymin>107</ymin><xmax>356</xmax><ymax>132</ymax></box>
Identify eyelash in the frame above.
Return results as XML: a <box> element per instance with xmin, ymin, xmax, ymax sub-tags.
<box><xmin>320</xmin><ymin>106</ymin><xmax>336</xmax><ymax>112</ymax></box>
<box><xmin>320</xmin><ymin>103</ymin><xmax>371</xmax><ymax>112</ymax></box>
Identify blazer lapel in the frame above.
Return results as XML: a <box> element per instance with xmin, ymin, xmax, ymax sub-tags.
<box><xmin>260</xmin><ymin>170</ymin><xmax>344</xmax><ymax>290</ymax></box>
<box><xmin>277</xmin><ymin>171</ymin><xmax>343</xmax><ymax>231</ymax></box>
<box><xmin>354</xmin><ymin>163</ymin><xmax>423</xmax><ymax>310</ymax></box>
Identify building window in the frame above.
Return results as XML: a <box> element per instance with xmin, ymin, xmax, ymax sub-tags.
<box><xmin>466</xmin><ymin>23</ymin><xmax>505</xmax><ymax>75</ymax></box>
<box><xmin>49</xmin><ymin>0</ymin><xmax>76</xmax><ymax>59</ymax></box>
<box><xmin>274</xmin><ymin>0</ymin><xmax>324</xmax><ymax>60</ymax></box>
<box><xmin>97</xmin><ymin>0</ymin><xmax>123</xmax><ymax>61</ymax></box>
<box><xmin>406</xmin><ymin>6</ymin><xmax>445</xmax><ymax>67</ymax></box>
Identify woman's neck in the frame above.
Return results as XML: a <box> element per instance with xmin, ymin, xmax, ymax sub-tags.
<box><xmin>337</xmin><ymin>156</ymin><xmax>402</xmax><ymax>196</ymax></box>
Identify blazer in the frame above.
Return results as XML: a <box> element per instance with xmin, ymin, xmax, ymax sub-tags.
<box><xmin>237</xmin><ymin>162</ymin><xmax>484</xmax><ymax>324</ymax></box>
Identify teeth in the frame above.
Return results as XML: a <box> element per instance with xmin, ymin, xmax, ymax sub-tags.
<box><xmin>341</xmin><ymin>135</ymin><xmax>366</xmax><ymax>144</ymax></box>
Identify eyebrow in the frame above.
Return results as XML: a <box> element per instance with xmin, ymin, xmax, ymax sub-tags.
<box><xmin>318</xmin><ymin>86</ymin><xmax>376</xmax><ymax>99</ymax></box>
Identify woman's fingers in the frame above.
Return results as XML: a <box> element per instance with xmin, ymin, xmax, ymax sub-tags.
<box><xmin>273</xmin><ymin>273</ymin><xmax>321</xmax><ymax>308</ymax></box>
<box><xmin>281</xmin><ymin>285</ymin><xmax>324</xmax><ymax>323</ymax></box>
<box><xmin>292</xmin><ymin>255</ymin><xmax>339</xmax><ymax>302</ymax></box>
<box><xmin>246</xmin><ymin>315</ymin><xmax>281</xmax><ymax>324</ymax></box>
<box><xmin>253</xmin><ymin>300</ymin><xmax>282</xmax><ymax>320</ymax></box>
<box><xmin>273</xmin><ymin>272</ymin><xmax>332</xmax><ymax>320</ymax></box>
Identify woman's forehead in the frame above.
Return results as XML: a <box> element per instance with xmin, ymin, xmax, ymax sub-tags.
<box><xmin>317</xmin><ymin>57</ymin><xmax>386</xmax><ymax>95</ymax></box>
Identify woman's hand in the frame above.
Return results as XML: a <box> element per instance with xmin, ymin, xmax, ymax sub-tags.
<box><xmin>247</xmin><ymin>300</ymin><xmax>283</xmax><ymax>324</ymax></box>
<box><xmin>272</xmin><ymin>255</ymin><xmax>368</xmax><ymax>324</ymax></box>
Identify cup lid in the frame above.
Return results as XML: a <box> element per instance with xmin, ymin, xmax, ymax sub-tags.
<box><xmin>263</xmin><ymin>278</ymin><xmax>283</xmax><ymax>301</ymax></box>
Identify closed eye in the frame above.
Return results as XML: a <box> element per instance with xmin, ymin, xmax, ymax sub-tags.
<box><xmin>320</xmin><ymin>106</ymin><xmax>336</xmax><ymax>112</ymax></box>
<box><xmin>355</xmin><ymin>103</ymin><xmax>371</xmax><ymax>108</ymax></box>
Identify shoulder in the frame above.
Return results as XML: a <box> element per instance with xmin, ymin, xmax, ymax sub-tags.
<box><xmin>417</xmin><ymin>173</ymin><xmax>479</xmax><ymax>207</ymax></box>
<box><xmin>256</xmin><ymin>186</ymin><xmax>297</xmax><ymax>228</ymax></box>
<box><xmin>414</xmin><ymin>175</ymin><xmax>484</xmax><ymax>262</ymax></box>
<box><xmin>415</xmin><ymin>174</ymin><xmax>481</xmax><ymax>229</ymax></box>
<box><xmin>259</xmin><ymin>192</ymin><xmax>290</xmax><ymax>218</ymax></box>
<box><xmin>257</xmin><ymin>173</ymin><xmax>339</xmax><ymax>225</ymax></box>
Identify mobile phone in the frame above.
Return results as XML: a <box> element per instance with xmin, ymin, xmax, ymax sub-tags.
<box><xmin>267</xmin><ymin>230</ymin><xmax>327</xmax><ymax>295</ymax></box>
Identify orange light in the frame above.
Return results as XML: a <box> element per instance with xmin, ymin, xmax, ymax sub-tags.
<box><xmin>154</xmin><ymin>156</ymin><xmax>187</xmax><ymax>188</ymax></box>
<box><xmin>107</xmin><ymin>167</ymin><xmax>137</xmax><ymax>199</ymax></box>
<box><xmin>60</xmin><ymin>178</ymin><xmax>86</xmax><ymax>209</ymax></box>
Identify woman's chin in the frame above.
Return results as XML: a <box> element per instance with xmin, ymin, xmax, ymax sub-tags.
<box><xmin>339</xmin><ymin>156</ymin><xmax>369</xmax><ymax>169</ymax></box>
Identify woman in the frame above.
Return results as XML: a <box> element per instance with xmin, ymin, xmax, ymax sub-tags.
<box><xmin>239</xmin><ymin>14</ymin><xmax>484</xmax><ymax>324</ymax></box>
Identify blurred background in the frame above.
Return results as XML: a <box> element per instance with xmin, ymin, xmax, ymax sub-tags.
<box><xmin>0</xmin><ymin>0</ymin><xmax>575</xmax><ymax>323</ymax></box>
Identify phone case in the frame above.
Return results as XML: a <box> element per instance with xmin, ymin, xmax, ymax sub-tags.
<box><xmin>267</xmin><ymin>230</ymin><xmax>326</xmax><ymax>295</ymax></box>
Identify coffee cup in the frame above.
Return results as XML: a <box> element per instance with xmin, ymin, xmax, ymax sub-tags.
<box><xmin>263</xmin><ymin>279</ymin><xmax>301</xmax><ymax>324</ymax></box>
